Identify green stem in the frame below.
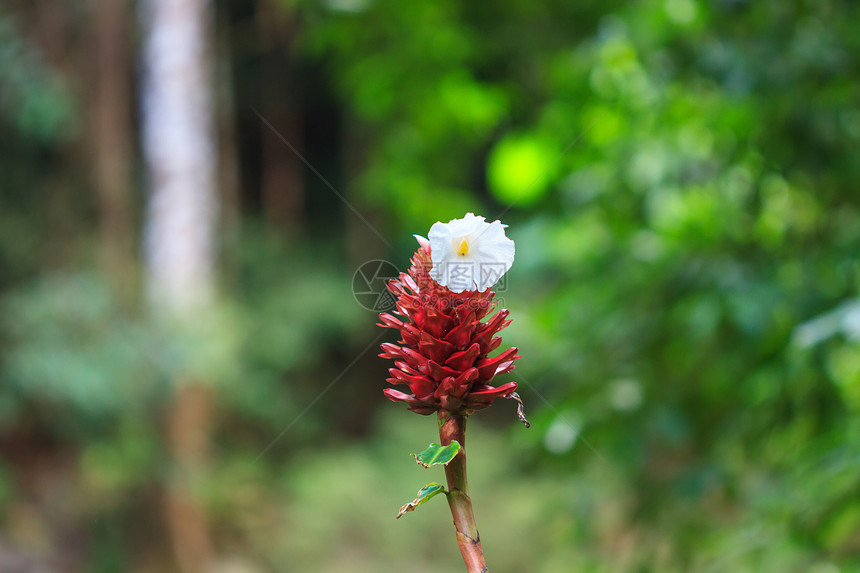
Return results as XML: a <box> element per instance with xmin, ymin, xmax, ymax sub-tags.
<box><xmin>438</xmin><ymin>411</ymin><xmax>488</xmax><ymax>573</ymax></box>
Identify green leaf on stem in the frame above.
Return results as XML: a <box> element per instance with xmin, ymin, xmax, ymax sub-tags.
<box><xmin>411</xmin><ymin>440</ymin><xmax>461</xmax><ymax>468</ymax></box>
<box><xmin>395</xmin><ymin>482</ymin><xmax>446</xmax><ymax>519</ymax></box>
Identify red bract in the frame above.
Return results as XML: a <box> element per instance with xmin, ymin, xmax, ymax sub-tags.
<box><xmin>379</xmin><ymin>244</ymin><xmax>519</xmax><ymax>415</ymax></box>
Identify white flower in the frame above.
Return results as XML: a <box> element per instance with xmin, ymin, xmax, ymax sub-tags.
<box><xmin>424</xmin><ymin>212</ymin><xmax>515</xmax><ymax>293</ymax></box>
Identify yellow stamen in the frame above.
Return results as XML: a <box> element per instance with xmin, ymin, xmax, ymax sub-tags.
<box><xmin>457</xmin><ymin>238</ymin><xmax>470</xmax><ymax>256</ymax></box>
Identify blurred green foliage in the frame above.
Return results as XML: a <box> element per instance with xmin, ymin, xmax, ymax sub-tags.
<box><xmin>1</xmin><ymin>0</ymin><xmax>859</xmax><ymax>571</ymax></box>
<box><xmin>296</xmin><ymin>0</ymin><xmax>860</xmax><ymax>569</ymax></box>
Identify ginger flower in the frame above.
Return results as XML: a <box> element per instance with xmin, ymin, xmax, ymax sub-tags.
<box><xmin>428</xmin><ymin>212</ymin><xmax>515</xmax><ymax>293</ymax></box>
<box><xmin>378</xmin><ymin>214</ymin><xmax>519</xmax><ymax>415</ymax></box>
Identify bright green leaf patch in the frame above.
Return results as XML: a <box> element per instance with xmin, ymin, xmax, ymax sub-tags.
<box><xmin>395</xmin><ymin>482</ymin><xmax>446</xmax><ymax>519</ymax></box>
<box><xmin>411</xmin><ymin>441</ymin><xmax>461</xmax><ymax>468</ymax></box>
<box><xmin>487</xmin><ymin>133</ymin><xmax>557</xmax><ymax>206</ymax></box>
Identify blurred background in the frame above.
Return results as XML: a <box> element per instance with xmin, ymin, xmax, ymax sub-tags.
<box><xmin>1</xmin><ymin>0</ymin><xmax>859</xmax><ymax>571</ymax></box>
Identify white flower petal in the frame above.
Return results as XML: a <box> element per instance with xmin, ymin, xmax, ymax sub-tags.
<box><xmin>428</xmin><ymin>223</ymin><xmax>454</xmax><ymax>256</ymax></box>
<box><xmin>445</xmin><ymin>212</ymin><xmax>485</xmax><ymax>238</ymax></box>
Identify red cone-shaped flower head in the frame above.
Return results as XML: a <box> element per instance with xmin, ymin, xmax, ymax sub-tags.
<box><xmin>379</xmin><ymin>216</ymin><xmax>519</xmax><ymax>415</ymax></box>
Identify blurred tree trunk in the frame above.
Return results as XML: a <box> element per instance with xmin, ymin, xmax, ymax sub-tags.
<box><xmin>27</xmin><ymin>0</ymin><xmax>85</xmax><ymax>268</ymax></box>
<box><xmin>139</xmin><ymin>0</ymin><xmax>218</xmax><ymax>570</ymax></box>
<box><xmin>92</xmin><ymin>0</ymin><xmax>135</xmax><ymax>297</ymax></box>
<box><xmin>215</xmin><ymin>23</ymin><xmax>241</xmax><ymax>265</ymax></box>
<box><xmin>258</xmin><ymin>1</ymin><xmax>305</xmax><ymax>236</ymax></box>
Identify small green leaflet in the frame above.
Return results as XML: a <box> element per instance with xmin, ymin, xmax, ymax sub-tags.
<box><xmin>396</xmin><ymin>482</ymin><xmax>446</xmax><ymax>519</ymax></box>
<box><xmin>411</xmin><ymin>441</ymin><xmax>461</xmax><ymax>468</ymax></box>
